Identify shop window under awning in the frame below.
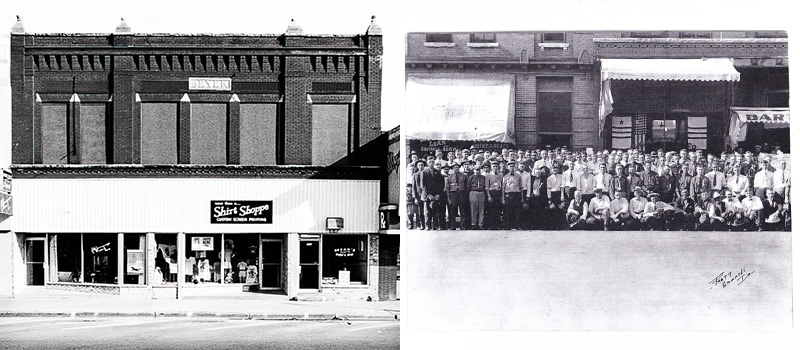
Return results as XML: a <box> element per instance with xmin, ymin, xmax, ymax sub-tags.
<box><xmin>727</xmin><ymin>107</ymin><xmax>790</xmax><ymax>149</ymax></box>
<box><xmin>405</xmin><ymin>74</ymin><xmax>515</xmax><ymax>143</ymax></box>
<box><xmin>598</xmin><ymin>58</ymin><xmax>741</xmax><ymax>136</ymax></box>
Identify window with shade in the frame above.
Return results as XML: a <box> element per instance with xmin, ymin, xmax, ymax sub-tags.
<box><xmin>311</xmin><ymin>104</ymin><xmax>349</xmax><ymax>166</ymax></box>
<box><xmin>537</xmin><ymin>77</ymin><xmax>573</xmax><ymax>133</ymax></box>
<box><xmin>190</xmin><ymin>103</ymin><xmax>228</xmax><ymax>164</ymax></box>
<box><xmin>41</xmin><ymin>102</ymin><xmax>107</xmax><ymax>164</ymax></box>
<box><xmin>240</xmin><ymin>104</ymin><xmax>278</xmax><ymax>165</ymax></box>
<box><xmin>141</xmin><ymin>103</ymin><xmax>178</xmax><ymax>164</ymax></box>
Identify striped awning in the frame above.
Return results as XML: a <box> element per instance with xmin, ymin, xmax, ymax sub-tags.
<box><xmin>600</xmin><ymin>58</ymin><xmax>741</xmax><ymax>81</ymax></box>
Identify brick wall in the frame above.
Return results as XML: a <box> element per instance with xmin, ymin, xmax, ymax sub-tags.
<box><xmin>11</xmin><ymin>32</ymin><xmax>381</xmax><ymax>167</ymax></box>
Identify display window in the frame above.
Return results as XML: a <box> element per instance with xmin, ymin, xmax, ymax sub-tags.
<box><xmin>227</xmin><ymin>234</ymin><xmax>259</xmax><ymax>284</ymax></box>
<box><xmin>82</xmin><ymin>234</ymin><xmax>118</xmax><ymax>284</ymax></box>
<box><xmin>154</xmin><ymin>234</ymin><xmax>177</xmax><ymax>284</ymax></box>
<box><xmin>185</xmin><ymin>234</ymin><xmax>221</xmax><ymax>284</ymax></box>
<box><xmin>55</xmin><ymin>234</ymin><xmax>81</xmax><ymax>282</ymax></box>
<box><xmin>322</xmin><ymin>235</ymin><xmax>367</xmax><ymax>285</ymax></box>
<box><xmin>123</xmin><ymin>233</ymin><xmax>146</xmax><ymax>285</ymax></box>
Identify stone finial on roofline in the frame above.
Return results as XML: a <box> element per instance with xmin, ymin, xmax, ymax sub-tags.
<box><xmin>367</xmin><ymin>15</ymin><xmax>381</xmax><ymax>35</ymax></box>
<box><xmin>115</xmin><ymin>17</ymin><xmax>131</xmax><ymax>33</ymax></box>
<box><xmin>11</xmin><ymin>15</ymin><xmax>25</xmax><ymax>34</ymax></box>
<box><xmin>285</xmin><ymin>18</ymin><xmax>303</xmax><ymax>35</ymax></box>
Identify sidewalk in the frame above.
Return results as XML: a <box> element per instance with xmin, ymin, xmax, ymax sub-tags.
<box><xmin>0</xmin><ymin>287</ymin><xmax>400</xmax><ymax>321</ymax></box>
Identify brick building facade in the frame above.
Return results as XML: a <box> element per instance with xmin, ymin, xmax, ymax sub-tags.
<box><xmin>1</xmin><ymin>17</ymin><xmax>399</xmax><ymax>301</ymax></box>
<box><xmin>406</xmin><ymin>31</ymin><xmax>789</xmax><ymax>154</ymax></box>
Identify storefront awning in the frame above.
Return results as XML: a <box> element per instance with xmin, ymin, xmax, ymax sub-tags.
<box><xmin>598</xmin><ymin>59</ymin><xmax>740</xmax><ymax>137</ymax></box>
<box><xmin>600</xmin><ymin>58</ymin><xmax>741</xmax><ymax>81</ymax></box>
<box><xmin>405</xmin><ymin>74</ymin><xmax>515</xmax><ymax>143</ymax></box>
<box><xmin>727</xmin><ymin>108</ymin><xmax>789</xmax><ymax>149</ymax></box>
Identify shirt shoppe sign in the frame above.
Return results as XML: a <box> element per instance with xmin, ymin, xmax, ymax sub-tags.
<box><xmin>211</xmin><ymin>201</ymin><xmax>273</xmax><ymax>224</ymax></box>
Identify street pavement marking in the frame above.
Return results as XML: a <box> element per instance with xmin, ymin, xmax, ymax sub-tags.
<box><xmin>61</xmin><ymin>318</ymin><xmax>175</xmax><ymax>331</ymax></box>
<box><xmin>204</xmin><ymin>320</ymin><xmax>291</xmax><ymax>331</ymax></box>
<box><xmin>0</xmin><ymin>318</ymin><xmax>78</xmax><ymax>326</ymax></box>
<box><xmin>346</xmin><ymin>323</ymin><xmax>399</xmax><ymax>332</ymax></box>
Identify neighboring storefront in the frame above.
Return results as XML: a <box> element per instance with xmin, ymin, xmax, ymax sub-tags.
<box><xmin>599</xmin><ymin>58</ymin><xmax>740</xmax><ymax>154</ymax></box>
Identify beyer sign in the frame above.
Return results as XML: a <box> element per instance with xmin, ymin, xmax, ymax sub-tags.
<box><xmin>211</xmin><ymin>201</ymin><xmax>273</xmax><ymax>224</ymax></box>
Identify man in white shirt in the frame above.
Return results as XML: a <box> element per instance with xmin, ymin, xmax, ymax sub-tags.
<box><xmin>726</xmin><ymin>167</ymin><xmax>750</xmax><ymax>199</ymax></box>
<box><xmin>772</xmin><ymin>159</ymin><xmax>790</xmax><ymax>202</ymax></box>
<box><xmin>642</xmin><ymin>192</ymin><xmax>673</xmax><ymax>230</ymax></box>
<box><xmin>753</xmin><ymin>158</ymin><xmax>774</xmax><ymax>200</ymax></box>
<box><xmin>586</xmin><ymin>188</ymin><xmax>612</xmax><ymax>230</ymax></box>
<box><xmin>561</xmin><ymin>161</ymin><xmax>579</xmax><ymax>204</ymax></box>
<box><xmin>741</xmin><ymin>187</ymin><xmax>764</xmax><ymax>231</ymax></box>
<box><xmin>705</xmin><ymin>161</ymin><xmax>726</xmax><ymax>194</ymax></box>
<box><xmin>594</xmin><ymin>163</ymin><xmax>613</xmax><ymax>197</ymax></box>
<box><xmin>608</xmin><ymin>190</ymin><xmax>630</xmax><ymax>230</ymax></box>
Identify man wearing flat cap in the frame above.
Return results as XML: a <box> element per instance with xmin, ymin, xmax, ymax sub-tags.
<box><xmin>485</xmin><ymin>161</ymin><xmax>505</xmax><ymax>230</ymax></box>
<box><xmin>445</xmin><ymin>162</ymin><xmax>470</xmax><ymax>230</ymax></box>
<box><xmin>502</xmin><ymin>161</ymin><xmax>524</xmax><ymax>230</ymax></box>
<box><xmin>586</xmin><ymin>187</ymin><xmax>612</xmax><ymax>230</ymax></box>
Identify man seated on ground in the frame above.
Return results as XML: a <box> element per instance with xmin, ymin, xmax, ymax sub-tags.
<box><xmin>762</xmin><ymin>188</ymin><xmax>786</xmax><ymax>231</ymax></box>
<box><xmin>586</xmin><ymin>188</ymin><xmax>612</xmax><ymax>230</ymax></box>
<box><xmin>722</xmin><ymin>190</ymin><xmax>748</xmax><ymax>230</ymax></box>
<box><xmin>566</xmin><ymin>188</ymin><xmax>587</xmax><ymax>230</ymax></box>
<box><xmin>608</xmin><ymin>190</ymin><xmax>630</xmax><ymax>230</ymax></box>
<box><xmin>628</xmin><ymin>186</ymin><xmax>648</xmax><ymax>230</ymax></box>
<box><xmin>642</xmin><ymin>193</ymin><xmax>673</xmax><ymax>231</ymax></box>
<box><xmin>672</xmin><ymin>188</ymin><xmax>695</xmax><ymax>231</ymax></box>
<box><xmin>741</xmin><ymin>187</ymin><xmax>764</xmax><ymax>231</ymax></box>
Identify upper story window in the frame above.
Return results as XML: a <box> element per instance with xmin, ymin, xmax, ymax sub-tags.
<box><xmin>753</xmin><ymin>31</ymin><xmax>788</xmax><ymax>38</ymax></box>
<box><xmin>470</xmin><ymin>33</ymin><xmax>496</xmax><ymax>43</ymax></box>
<box><xmin>425</xmin><ymin>33</ymin><xmax>453</xmax><ymax>43</ymax></box>
<box><xmin>629</xmin><ymin>31</ymin><xmax>668</xmax><ymax>38</ymax></box>
<box><xmin>542</xmin><ymin>33</ymin><xmax>566</xmax><ymax>43</ymax></box>
<box><xmin>679</xmin><ymin>31</ymin><xmax>712</xmax><ymax>38</ymax></box>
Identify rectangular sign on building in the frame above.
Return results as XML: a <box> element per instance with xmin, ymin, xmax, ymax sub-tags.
<box><xmin>0</xmin><ymin>193</ymin><xmax>11</xmax><ymax>216</ymax></box>
<box><xmin>211</xmin><ymin>200</ymin><xmax>273</xmax><ymax>224</ymax></box>
<box><xmin>189</xmin><ymin>77</ymin><xmax>232</xmax><ymax>91</ymax></box>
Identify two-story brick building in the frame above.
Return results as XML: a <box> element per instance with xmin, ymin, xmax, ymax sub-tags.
<box><xmin>1</xmin><ymin>17</ymin><xmax>399</xmax><ymax>301</ymax></box>
<box><xmin>405</xmin><ymin>30</ymin><xmax>789</xmax><ymax>155</ymax></box>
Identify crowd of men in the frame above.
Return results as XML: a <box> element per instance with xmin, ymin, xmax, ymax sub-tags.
<box><xmin>407</xmin><ymin>144</ymin><xmax>790</xmax><ymax>231</ymax></box>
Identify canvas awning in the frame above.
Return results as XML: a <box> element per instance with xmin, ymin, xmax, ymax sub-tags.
<box><xmin>599</xmin><ymin>58</ymin><xmax>740</xmax><ymax>137</ymax></box>
<box><xmin>600</xmin><ymin>58</ymin><xmax>741</xmax><ymax>81</ymax></box>
<box><xmin>727</xmin><ymin>108</ymin><xmax>789</xmax><ymax>149</ymax></box>
<box><xmin>405</xmin><ymin>74</ymin><xmax>515</xmax><ymax>143</ymax></box>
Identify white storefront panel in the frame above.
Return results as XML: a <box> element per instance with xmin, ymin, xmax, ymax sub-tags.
<box><xmin>13</xmin><ymin>178</ymin><xmax>379</xmax><ymax>234</ymax></box>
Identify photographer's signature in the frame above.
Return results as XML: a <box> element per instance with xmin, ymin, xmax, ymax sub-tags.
<box><xmin>709</xmin><ymin>268</ymin><xmax>755</xmax><ymax>289</ymax></box>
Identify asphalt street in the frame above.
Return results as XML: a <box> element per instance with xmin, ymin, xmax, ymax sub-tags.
<box><xmin>0</xmin><ymin>317</ymin><xmax>399</xmax><ymax>350</ymax></box>
<box><xmin>406</xmin><ymin>229</ymin><xmax>792</xmax><ymax>331</ymax></box>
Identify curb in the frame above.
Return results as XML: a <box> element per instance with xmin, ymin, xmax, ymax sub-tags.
<box><xmin>0</xmin><ymin>311</ymin><xmax>399</xmax><ymax>321</ymax></box>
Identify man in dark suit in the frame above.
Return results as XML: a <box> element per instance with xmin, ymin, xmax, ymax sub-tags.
<box><xmin>625</xmin><ymin>163</ymin><xmax>642</xmax><ymax>200</ymax></box>
<box><xmin>413</xmin><ymin>159</ymin><xmax>436</xmax><ymax>230</ymax></box>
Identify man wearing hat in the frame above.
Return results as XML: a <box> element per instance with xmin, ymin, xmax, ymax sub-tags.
<box><xmin>467</xmin><ymin>162</ymin><xmax>489</xmax><ymax>230</ymax></box>
<box><xmin>412</xmin><ymin>159</ymin><xmax>433</xmax><ymax>230</ymax></box>
<box><xmin>642</xmin><ymin>192</ymin><xmax>673</xmax><ymax>230</ymax></box>
<box><xmin>502</xmin><ymin>161</ymin><xmax>524</xmax><ymax>230</ymax></box>
<box><xmin>430</xmin><ymin>162</ymin><xmax>447</xmax><ymax>230</ymax></box>
<box><xmin>628</xmin><ymin>186</ymin><xmax>648</xmax><ymax>229</ymax></box>
<box><xmin>445</xmin><ymin>162</ymin><xmax>470</xmax><ymax>230</ymax></box>
<box><xmin>586</xmin><ymin>187</ymin><xmax>612</xmax><ymax>230</ymax></box>
<box><xmin>485</xmin><ymin>161</ymin><xmax>505</xmax><ymax>230</ymax></box>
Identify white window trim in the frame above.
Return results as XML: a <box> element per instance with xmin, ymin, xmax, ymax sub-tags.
<box><xmin>537</xmin><ymin>42</ymin><xmax>570</xmax><ymax>51</ymax></box>
<box><xmin>423</xmin><ymin>42</ymin><xmax>456</xmax><ymax>48</ymax></box>
<box><xmin>467</xmin><ymin>42</ymin><xmax>499</xmax><ymax>48</ymax></box>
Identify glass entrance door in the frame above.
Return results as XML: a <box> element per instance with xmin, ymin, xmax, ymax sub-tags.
<box><xmin>299</xmin><ymin>240</ymin><xmax>320</xmax><ymax>289</ymax></box>
<box><xmin>25</xmin><ymin>239</ymin><xmax>45</xmax><ymax>285</ymax></box>
<box><xmin>261</xmin><ymin>240</ymin><xmax>282</xmax><ymax>289</ymax></box>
